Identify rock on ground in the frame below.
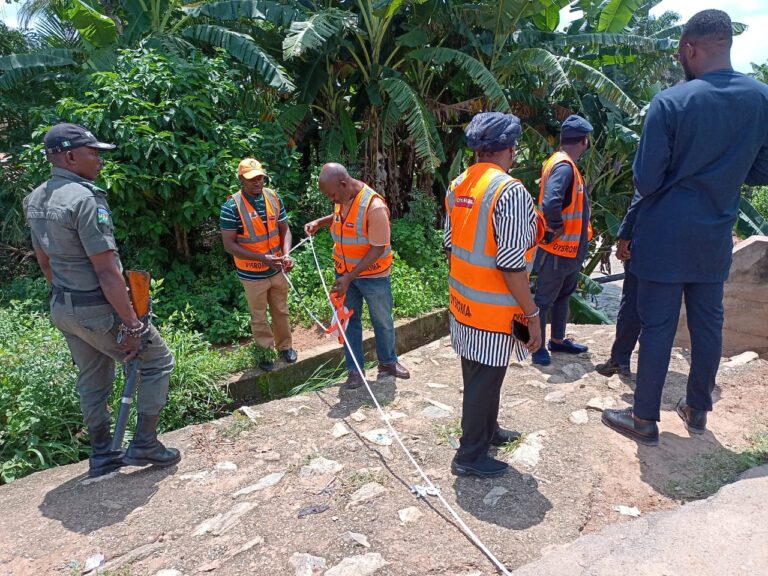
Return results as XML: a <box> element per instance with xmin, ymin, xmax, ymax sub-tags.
<box><xmin>324</xmin><ymin>553</ymin><xmax>386</xmax><ymax>576</ymax></box>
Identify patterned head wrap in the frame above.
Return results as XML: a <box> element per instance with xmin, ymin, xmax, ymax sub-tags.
<box><xmin>465</xmin><ymin>112</ymin><xmax>522</xmax><ymax>153</ymax></box>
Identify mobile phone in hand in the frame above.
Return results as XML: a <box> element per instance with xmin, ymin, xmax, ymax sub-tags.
<box><xmin>512</xmin><ymin>319</ymin><xmax>530</xmax><ymax>342</ymax></box>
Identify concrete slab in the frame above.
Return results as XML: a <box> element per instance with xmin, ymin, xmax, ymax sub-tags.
<box><xmin>513</xmin><ymin>465</ymin><xmax>768</xmax><ymax>576</ymax></box>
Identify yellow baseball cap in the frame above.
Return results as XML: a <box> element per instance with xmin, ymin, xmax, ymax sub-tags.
<box><xmin>238</xmin><ymin>158</ymin><xmax>267</xmax><ymax>179</ymax></box>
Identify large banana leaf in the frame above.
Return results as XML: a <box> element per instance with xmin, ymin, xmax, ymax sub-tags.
<box><xmin>278</xmin><ymin>103</ymin><xmax>310</xmax><ymax>138</ymax></box>
<box><xmin>559</xmin><ymin>57</ymin><xmax>639</xmax><ymax>115</ymax></box>
<box><xmin>499</xmin><ymin>47</ymin><xmax>569</xmax><ymax>94</ymax></box>
<box><xmin>380</xmin><ymin>77</ymin><xmax>443</xmax><ymax>170</ymax></box>
<box><xmin>0</xmin><ymin>50</ymin><xmax>79</xmax><ymax>71</ymax></box>
<box><xmin>532</xmin><ymin>2</ymin><xmax>562</xmax><ymax>32</ymax></box>
<box><xmin>736</xmin><ymin>196</ymin><xmax>768</xmax><ymax>238</ymax></box>
<box><xmin>64</xmin><ymin>0</ymin><xmax>117</xmax><ymax>48</ymax></box>
<box><xmin>283</xmin><ymin>9</ymin><xmax>357</xmax><ymax>60</ymax></box>
<box><xmin>408</xmin><ymin>47</ymin><xmax>510</xmax><ymax>112</ymax></box>
<box><xmin>569</xmin><ymin>293</ymin><xmax>611</xmax><ymax>324</ymax></box>
<box><xmin>515</xmin><ymin>30</ymin><xmax>675</xmax><ymax>52</ymax></box>
<box><xmin>338</xmin><ymin>107</ymin><xmax>358</xmax><ymax>160</ymax></box>
<box><xmin>597</xmin><ymin>0</ymin><xmax>642</xmax><ymax>33</ymax></box>
<box><xmin>455</xmin><ymin>0</ymin><xmax>562</xmax><ymax>31</ymax></box>
<box><xmin>182</xmin><ymin>25</ymin><xmax>295</xmax><ymax>93</ymax></box>
<box><xmin>182</xmin><ymin>0</ymin><xmax>298</xmax><ymax>27</ymax></box>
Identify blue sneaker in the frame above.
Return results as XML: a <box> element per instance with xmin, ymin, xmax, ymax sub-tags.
<box><xmin>531</xmin><ymin>347</ymin><xmax>551</xmax><ymax>366</ymax></box>
<box><xmin>548</xmin><ymin>339</ymin><xmax>588</xmax><ymax>354</ymax></box>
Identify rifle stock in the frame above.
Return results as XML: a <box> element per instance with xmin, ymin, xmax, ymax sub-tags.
<box><xmin>111</xmin><ymin>270</ymin><xmax>152</xmax><ymax>452</ymax></box>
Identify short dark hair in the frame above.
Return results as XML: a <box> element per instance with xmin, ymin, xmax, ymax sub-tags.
<box><xmin>683</xmin><ymin>9</ymin><xmax>732</xmax><ymax>48</ymax></box>
<box><xmin>561</xmin><ymin>136</ymin><xmax>586</xmax><ymax>145</ymax></box>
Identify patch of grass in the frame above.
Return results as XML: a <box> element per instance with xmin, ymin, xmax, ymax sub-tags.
<box><xmin>218</xmin><ymin>413</ymin><xmax>254</xmax><ymax>439</ymax></box>
<box><xmin>343</xmin><ymin>468</ymin><xmax>388</xmax><ymax>492</ymax></box>
<box><xmin>286</xmin><ymin>450</ymin><xmax>329</xmax><ymax>474</ymax></box>
<box><xmin>496</xmin><ymin>433</ymin><xmax>526</xmax><ymax>457</ymax></box>
<box><xmin>666</xmin><ymin>432</ymin><xmax>768</xmax><ymax>500</ymax></box>
<box><xmin>435</xmin><ymin>419</ymin><xmax>462</xmax><ymax>446</ymax></box>
<box><xmin>287</xmin><ymin>360</ymin><xmax>347</xmax><ymax>396</ymax></box>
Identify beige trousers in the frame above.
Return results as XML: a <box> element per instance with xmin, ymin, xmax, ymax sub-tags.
<box><xmin>241</xmin><ymin>273</ymin><xmax>292</xmax><ymax>350</ymax></box>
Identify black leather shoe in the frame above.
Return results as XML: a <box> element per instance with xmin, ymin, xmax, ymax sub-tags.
<box><xmin>378</xmin><ymin>362</ymin><xmax>411</xmax><ymax>379</ymax></box>
<box><xmin>601</xmin><ymin>408</ymin><xmax>659</xmax><ymax>446</ymax></box>
<box><xmin>451</xmin><ymin>455</ymin><xmax>508</xmax><ymax>478</ymax></box>
<box><xmin>490</xmin><ymin>426</ymin><xmax>521</xmax><ymax>447</ymax></box>
<box><xmin>676</xmin><ymin>397</ymin><xmax>707</xmax><ymax>434</ymax></box>
<box><xmin>342</xmin><ymin>371</ymin><xmax>364</xmax><ymax>390</ymax></box>
<box><xmin>281</xmin><ymin>348</ymin><xmax>298</xmax><ymax>364</ymax></box>
<box><xmin>124</xmin><ymin>414</ymin><xmax>181</xmax><ymax>467</ymax></box>
<box><xmin>87</xmin><ymin>423</ymin><xmax>124</xmax><ymax>478</ymax></box>
<box><xmin>595</xmin><ymin>359</ymin><xmax>631</xmax><ymax>377</ymax></box>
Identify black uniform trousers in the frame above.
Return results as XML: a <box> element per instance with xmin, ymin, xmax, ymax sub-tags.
<box><xmin>456</xmin><ymin>357</ymin><xmax>507</xmax><ymax>464</ymax></box>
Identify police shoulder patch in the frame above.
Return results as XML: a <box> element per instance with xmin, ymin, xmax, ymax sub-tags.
<box><xmin>97</xmin><ymin>207</ymin><xmax>111</xmax><ymax>226</ymax></box>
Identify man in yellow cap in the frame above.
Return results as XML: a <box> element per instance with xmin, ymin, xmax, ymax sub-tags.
<box><xmin>220</xmin><ymin>159</ymin><xmax>296</xmax><ymax>370</ymax></box>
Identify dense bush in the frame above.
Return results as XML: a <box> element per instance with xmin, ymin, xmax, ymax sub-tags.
<box><xmin>750</xmin><ymin>186</ymin><xmax>768</xmax><ymax>220</ymax></box>
<box><xmin>4</xmin><ymin>47</ymin><xmax>303</xmax><ymax>259</ymax></box>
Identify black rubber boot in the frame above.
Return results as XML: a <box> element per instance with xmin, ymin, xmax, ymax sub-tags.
<box><xmin>88</xmin><ymin>423</ymin><xmax>124</xmax><ymax>478</ymax></box>
<box><xmin>123</xmin><ymin>414</ymin><xmax>181</xmax><ymax>467</ymax></box>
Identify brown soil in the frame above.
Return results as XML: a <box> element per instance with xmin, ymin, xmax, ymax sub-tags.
<box><xmin>1</xmin><ymin>325</ymin><xmax>766</xmax><ymax>576</ymax></box>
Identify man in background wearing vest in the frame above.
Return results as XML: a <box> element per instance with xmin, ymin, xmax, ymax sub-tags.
<box><xmin>445</xmin><ymin>112</ymin><xmax>542</xmax><ymax>478</ymax></box>
<box><xmin>531</xmin><ymin>115</ymin><xmax>594</xmax><ymax>366</ymax></box>
<box><xmin>220</xmin><ymin>159</ymin><xmax>297</xmax><ymax>371</ymax></box>
<box><xmin>602</xmin><ymin>10</ymin><xmax>768</xmax><ymax>445</ymax></box>
<box><xmin>304</xmin><ymin>163</ymin><xmax>410</xmax><ymax>389</ymax></box>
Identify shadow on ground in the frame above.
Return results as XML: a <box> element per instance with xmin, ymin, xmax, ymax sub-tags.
<box><xmin>452</xmin><ymin>468</ymin><xmax>552</xmax><ymax>530</ymax></box>
<box><xmin>40</xmin><ymin>465</ymin><xmax>177</xmax><ymax>534</ymax></box>
<box><xmin>637</xmin><ymin>429</ymin><xmax>750</xmax><ymax>501</ymax></box>
<box><xmin>326</xmin><ymin>373</ymin><xmax>397</xmax><ymax>418</ymax></box>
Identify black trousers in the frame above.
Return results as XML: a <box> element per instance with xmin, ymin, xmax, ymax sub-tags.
<box><xmin>456</xmin><ymin>357</ymin><xmax>507</xmax><ymax>464</ymax></box>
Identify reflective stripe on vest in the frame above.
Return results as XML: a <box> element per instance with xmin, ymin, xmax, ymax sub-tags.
<box><xmin>232</xmin><ymin>189</ymin><xmax>282</xmax><ymax>273</ymax></box>
<box><xmin>446</xmin><ymin>163</ymin><xmax>531</xmax><ymax>334</ymax></box>
<box><xmin>537</xmin><ymin>152</ymin><xmax>589</xmax><ymax>259</ymax></box>
<box><xmin>331</xmin><ymin>185</ymin><xmax>393</xmax><ymax>277</ymax></box>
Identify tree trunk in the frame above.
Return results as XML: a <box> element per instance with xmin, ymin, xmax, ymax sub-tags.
<box><xmin>174</xmin><ymin>225</ymin><xmax>191</xmax><ymax>259</ymax></box>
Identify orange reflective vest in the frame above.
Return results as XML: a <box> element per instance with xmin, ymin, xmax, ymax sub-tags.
<box><xmin>446</xmin><ymin>163</ymin><xmax>540</xmax><ymax>335</ymax></box>
<box><xmin>537</xmin><ymin>152</ymin><xmax>592</xmax><ymax>259</ymax></box>
<box><xmin>231</xmin><ymin>189</ymin><xmax>282</xmax><ymax>273</ymax></box>
<box><xmin>331</xmin><ymin>185</ymin><xmax>393</xmax><ymax>277</ymax></box>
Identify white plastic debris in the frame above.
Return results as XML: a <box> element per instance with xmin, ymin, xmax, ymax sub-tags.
<box><xmin>239</xmin><ymin>405</ymin><xmax>262</xmax><ymax>422</ymax></box>
<box><xmin>362</xmin><ymin>429</ymin><xmax>393</xmax><ymax>446</ymax></box>
<box><xmin>83</xmin><ymin>553</ymin><xmax>105</xmax><ymax>572</ymax></box>
<box><xmin>613</xmin><ymin>505</ymin><xmax>641</xmax><ymax>517</ymax></box>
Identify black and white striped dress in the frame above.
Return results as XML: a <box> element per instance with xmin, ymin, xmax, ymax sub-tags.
<box><xmin>444</xmin><ymin>178</ymin><xmax>539</xmax><ymax>367</ymax></box>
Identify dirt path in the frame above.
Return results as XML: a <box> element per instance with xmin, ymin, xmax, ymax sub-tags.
<box><xmin>1</xmin><ymin>325</ymin><xmax>766</xmax><ymax>576</ymax></box>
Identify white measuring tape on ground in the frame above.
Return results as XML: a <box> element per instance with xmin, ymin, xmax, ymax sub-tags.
<box><xmin>297</xmin><ymin>234</ymin><xmax>514</xmax><ymax>576</ymax></box>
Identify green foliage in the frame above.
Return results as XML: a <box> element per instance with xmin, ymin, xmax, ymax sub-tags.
<box><xmin>746</xmin><ymin>186</ymin><xmax>768</xmax><ymax>220</ymax></box>
<box><xmin>63</xmin><ymin>0</ymin><xmax>117</xmax><ymax>48</ymax></box>
<box><xmin>155</xmin><ymin>260</ymin><xmax>251</xmax><ymax>344</ymax></box>
<box><xmin>0</xmin><ymin>22</ymin><xmax>31</xmax><ymax>55</ymax></box>
<box><xmin>736</xmin><ymin>195</ymin><xmax>768</xmax><ymax>238</ymax></box>
<box><xmin>15</xmin><ymin>47</ymin><xmax>301</xmax><ymax>256</ymax></box>
<box><xmin>182</xmin><ymin>25</ymin><xmax>295</xmax><ymax>93</ymax></box>
<box><xmin>0</xmin><ymin>302</ymin><xmax>84</xmax><ymax>483</ymax></box>
<box><xmin>0</xmin><ymin>295</ymin><xmax>266</xmax><ymax>484</ymax></box>
<box><xmin>282</xmin><ymin>8</ymin><xmax>357</xmax><ymax>61</ymax></box>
